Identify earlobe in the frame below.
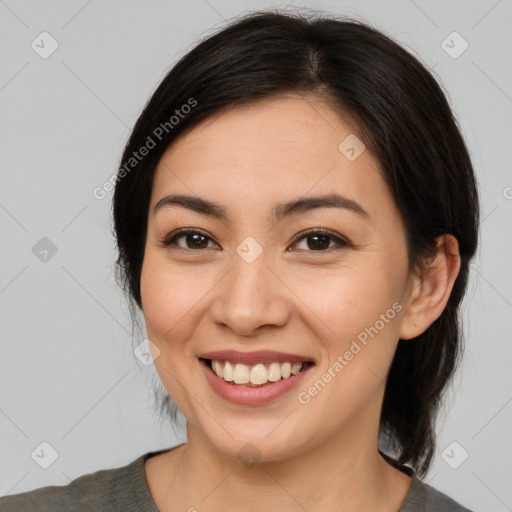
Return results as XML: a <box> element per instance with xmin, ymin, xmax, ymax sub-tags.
<box><xmin>398</xmin><ymin>235</ymin><xmax>461</xmax><ymax>340</ymax></box>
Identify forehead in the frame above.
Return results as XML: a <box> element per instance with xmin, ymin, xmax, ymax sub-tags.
<box><xmin>150</xmin><ymin>94</ymin><xmax>393</xmax><ymax>223</ymax></box>
<box><xmin>165</xmin><ymin>93</ymin><xmax>360</xmax><ymax>159</ymax></box>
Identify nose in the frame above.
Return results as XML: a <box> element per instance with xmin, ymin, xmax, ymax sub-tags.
<box><xmin>209</xmin><ymin>252</ymin><xmax>291</xmax><ymax>337</ymax></box>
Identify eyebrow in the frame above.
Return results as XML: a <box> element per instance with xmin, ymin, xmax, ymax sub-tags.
<box><xmin>153</xmin><ymin>192</ymin><xmax>369</xmax><ymax>222</ymax></box>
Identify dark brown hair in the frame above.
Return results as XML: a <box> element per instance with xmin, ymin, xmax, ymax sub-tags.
<box><xmin>112</xmin><ymin>10</ymin><xmax>479</xmax><ymax>477</ymax></box>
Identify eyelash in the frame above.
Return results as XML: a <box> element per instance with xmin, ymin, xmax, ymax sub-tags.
<box><xmin>159</xmin><ymin>228</ymin><xmax>351</xmax><ymax>253</ymax></box>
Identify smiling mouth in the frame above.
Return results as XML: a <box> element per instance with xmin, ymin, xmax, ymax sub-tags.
<box><xmin>200</xmin><ymin>358</ymin><xmax>315</xmax><ymax>388</ymax></box>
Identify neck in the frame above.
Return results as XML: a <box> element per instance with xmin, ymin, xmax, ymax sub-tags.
<box><xmin>162</xmin><ymin>410</ymin><xmax>411</xmax><ymax>511</ymax></box>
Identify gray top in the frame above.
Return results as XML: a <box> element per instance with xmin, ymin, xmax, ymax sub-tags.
<box><xmin>0</xmin><ymin>448</ymin><xmax>474</xmax><ymax>511</ymax></box>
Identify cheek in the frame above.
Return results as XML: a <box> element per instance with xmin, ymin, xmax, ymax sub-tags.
<box><xmin>140</xmin><ymin>255</ymin><xmax>208</xmax><ymax>412</ymax></box>
<box><xmin>296</xmin><ymin>260</ymin><xmax>405</xmax><ymax>377</ymax></box>
<box><xmin>302</xmin><ymin>266</ymin><xmax>397</xmax><ymax>333</ymax></box>
<box><xmin>140</xmin><ymin>255</ymin><xmax>207</xmax><ymax>343</ymax></box>
<box><xmin>295</xmin><ymin>270</ymin><xmax>404</xmax><ymax>415</ymax></box>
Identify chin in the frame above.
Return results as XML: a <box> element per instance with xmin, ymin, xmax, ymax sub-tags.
<box><xmin>195</xmin><ymin>417</ymin><xmax>311</xmax><ymax>465</ymax></box>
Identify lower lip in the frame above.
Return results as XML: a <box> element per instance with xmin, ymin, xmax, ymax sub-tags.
<box><xmin>199</xmin><ymin>359</ymin><xmax>313</xmax><ymax>405</ymax></box>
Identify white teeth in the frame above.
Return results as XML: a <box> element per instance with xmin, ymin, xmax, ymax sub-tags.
<box><xmin>210</xmin><ymin>360</ymin><xmax>307</xmax><ymax>386</ymax></box>
<box><xmin>281</xmin><ymin>362</ymin><xmax>291</xmax><ymax>378</ymax></box>
<box><xmin>267</xmin><ymin>362</ymin><xmax>281</xmax><ymax>382</ymax></box>
<box><xmin>291</xmin><ymin>362</ymin><xmax>302</xmax><ymax>375</ymax></box>
<box><xmin>223</xmin><ymin>361</ymin><xmax>234</xmax><ymax>381</ymax></box>
<box><xmin>249</xmin><ymin>364</ymin><xmax>268</xmax><ymax>385</ymax></box>
<box><xmin>212</xmin><ymin>360</ymin><xmax>223</xmax><ymax>378</ymax></box>
<box><xmin>233</xmin><ymin>364</ymin><xmax>250</xmax><ymax>384</ymax></box>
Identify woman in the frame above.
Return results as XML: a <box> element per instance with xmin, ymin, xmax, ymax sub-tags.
<box><xmin>1</xmin><ymin>10</ymin><xmax>479</xmax><ymax>512</ymax></box>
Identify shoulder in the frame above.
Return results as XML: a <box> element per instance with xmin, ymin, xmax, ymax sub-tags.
<box><xmin>401</xmin><ymin>472</ymin><xmax>474</xmax><ymax>512</ymax></box>
<box><xmin>381</xmin><ymin>451</ymin><xmax>474</xmax><ymax>512</ymax></box>
<box><xmin>0</xmin><ymin>452</ymin><xmax>160</xmax><ymax>512</ymax></box>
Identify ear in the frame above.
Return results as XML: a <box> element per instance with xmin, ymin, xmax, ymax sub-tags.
<box><xmin>399</xmin><ymin>234</ymin><xmax>461</xmax><ymax>340</ymax></box>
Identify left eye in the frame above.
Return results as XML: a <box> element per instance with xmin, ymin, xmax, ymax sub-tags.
<box><xmin>292</xmin><ymin>230</ymin><xmax>349</xmax><ymax>251</ymax></box>
<box><xmin>160</xmin><ymin>228</ymin><xmax>350</xmax><ymax>252</ymax></box>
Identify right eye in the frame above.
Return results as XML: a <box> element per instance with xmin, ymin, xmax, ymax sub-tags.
<box><xmin>159</xmin><ymin>228</ymin><xmax>219</xmax><ymax>251</ymax></box>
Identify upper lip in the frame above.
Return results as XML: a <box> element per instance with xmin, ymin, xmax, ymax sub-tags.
<box><xmin>198</xmin><ymin>350</ymin><xmax>314</xmax><ymax>366</ymax></box>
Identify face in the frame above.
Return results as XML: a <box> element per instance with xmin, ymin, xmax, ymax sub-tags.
<box><xmin>140</xmin><ymin>94</ymin><xmax>413</xmax><ymax>462</ymax></box>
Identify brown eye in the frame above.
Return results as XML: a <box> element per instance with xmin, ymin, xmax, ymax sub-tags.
<box><xmin>160</xmin><ymin>228</ymin><xmax>350</xmax><ymax>253</ymax></box>
<box><xmin>160</xmin><ymin>229</ymin><xmax>218</xmax><ymax>250</ymax></box>
<box><xmin>292</xmin><ymin>229</ymin><xmax>350</xmax><ymax>252</ymax></box>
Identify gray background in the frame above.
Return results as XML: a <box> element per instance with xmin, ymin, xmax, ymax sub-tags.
<box><xmin>1</xmin><ymin>1</ymin><xmax>511</xmax><ymax>510</ymax></box>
